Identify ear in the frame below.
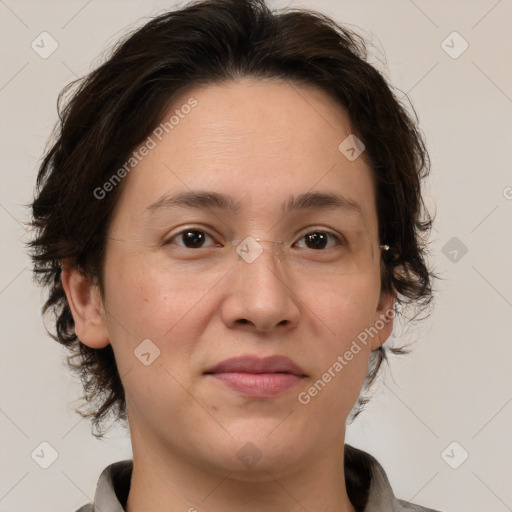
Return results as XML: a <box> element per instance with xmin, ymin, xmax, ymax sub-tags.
<box><xmin>61</xmin><ymin>261</ymin><xmax>110</xmax><ymax>349</ymax></box>
<box><xmin>370</xmin><ymin>291</ymin><xmax>396</xmax><ymax>351</ymax></box>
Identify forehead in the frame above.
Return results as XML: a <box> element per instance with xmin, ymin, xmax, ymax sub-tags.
<box><xmin>110</xmin><ymin>78</ymin><xmax>378</xmax><ymax>234</ymax></box>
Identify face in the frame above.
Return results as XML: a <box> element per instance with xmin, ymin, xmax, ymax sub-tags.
<box><xmin>66</xmin><ymin>78</ymin><xmax>394</xmax><ymax>478</ymax></box>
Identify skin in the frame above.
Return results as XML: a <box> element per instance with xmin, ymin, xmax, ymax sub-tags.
<box><xmin>62</xmin><ymin>78</ymin><xmax>395</xmax><ymax>512</ymax></box>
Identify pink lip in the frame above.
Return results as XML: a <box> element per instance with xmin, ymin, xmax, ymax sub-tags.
<box><xmin>204</xmin><ymin>355</ymin><xmax>307</xmax><ymax>398</ymax></box>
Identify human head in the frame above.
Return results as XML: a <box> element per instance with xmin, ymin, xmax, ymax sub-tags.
<box><xmin>29</xmin><ymin>0</ymin><xmax>435</xmax><ymax>437</ymax></box>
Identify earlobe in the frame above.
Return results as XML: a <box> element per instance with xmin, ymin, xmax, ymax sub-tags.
<box><xmin>370</xmin><ymin>292</ymin><xmax>396</xmax><ymax>350</ymax></box>
<box><xmin>60</xmin><ymin>262</ymin><xmax>110</xmax><ymax>349</ymax></box>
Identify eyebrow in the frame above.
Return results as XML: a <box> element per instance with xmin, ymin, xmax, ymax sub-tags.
<box><xmin>144</xmin><ymin>190</ymin><xmax>363</xmax><ymax>217</ymax></box>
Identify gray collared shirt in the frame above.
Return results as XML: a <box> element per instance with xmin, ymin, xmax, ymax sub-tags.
<box><xmin>75</xmin><ymin>444</ymin><xmax>442</xmax><ymax>512</ymax></box>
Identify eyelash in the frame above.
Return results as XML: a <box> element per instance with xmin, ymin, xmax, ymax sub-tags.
<box><xmin>162</xmin><ymin>227</ymin><xmax>346</xmax><ymax>251</ymax></box>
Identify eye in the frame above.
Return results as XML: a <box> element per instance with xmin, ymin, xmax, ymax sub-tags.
<box><xmin>294</xmin><ymin>231</ymin><xmax>344</xmax><ymax>250</ymax></box>
<box><xmin>164</xmin><ymin>229</ymin><xmax>217</xmax><ymax>249</ymax></box>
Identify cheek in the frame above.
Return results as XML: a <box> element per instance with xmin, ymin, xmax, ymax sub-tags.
<box><xmin>296</xmin><ymin>276</ymin><xmax>379</xmax><ymax>396</ymax></box>
<box><xmin>296</xmin><ymin>282</ymin><xmax>376</xmax><ymax>420</ymax></box>
<box><xmin>101</xmin><ymin>253</ymin><xmax>207</xmax><ymax>409</ymax></box>
<box><xmin>103</xmin><ymin>248</ymin><xmax>200</xmax><ymax>338</ymax></box>
<box><xmin>300</xmin><ymin>274</ymin><xmax>380</xmax><ymax>342</ymax></box>
<box><xmin>101</xmin><ymin>248</ymin><xmax>229</xmax><ymax>392</ymax></box>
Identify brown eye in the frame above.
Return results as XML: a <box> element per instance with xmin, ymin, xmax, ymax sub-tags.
<box><xmin>165</xmin><ymin>229</ymin><xmax>216</xmax><ymax>249</ymax></box>
<box><xmin>295</xmin><ymin>231</ymin><xmax>342</xmax><ymax>250</ymax></box>
<box><xmin>181</xmin><ymin>230</ymin><xmax>206</xmax><ymax>248</ymax></box>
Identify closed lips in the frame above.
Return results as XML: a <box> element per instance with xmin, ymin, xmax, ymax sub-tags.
<box><xmin>204</xmin><ymin>355</ymin><xmax>307</xmax><ymax>376</ymax></box>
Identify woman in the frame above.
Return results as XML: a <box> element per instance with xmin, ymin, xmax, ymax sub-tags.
<box><xmin>29</xmin><ymin>0</ymin><xmax>439</xmax><ymax>510</ymax></box>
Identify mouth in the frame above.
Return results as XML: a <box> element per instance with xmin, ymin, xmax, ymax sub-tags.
<box><xmin>204</xmin><ymin>355</ymin><xmax>307</xmax><ymax>398</ymax></box>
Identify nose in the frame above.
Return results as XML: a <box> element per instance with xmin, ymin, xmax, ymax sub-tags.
<box><xmin>220</xmin><ymin>239</ymin><xmax>300</xmax><ymax>333</ymax></box>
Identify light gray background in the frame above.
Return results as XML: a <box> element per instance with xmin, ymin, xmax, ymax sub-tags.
<box><xmin>1</xmin><ymin>1</ymin><xmax>511</xmax><ymax>511</ymax></box>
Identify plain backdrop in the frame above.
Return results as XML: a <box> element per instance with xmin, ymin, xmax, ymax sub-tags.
<box><xmin>1</xmin><ymin>1</ymin><xmax>511</xmax><ymax>511</ymax></box>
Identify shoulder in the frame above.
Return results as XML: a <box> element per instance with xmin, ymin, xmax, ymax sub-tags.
<box><xmin>344</xmin><ymin>444</ymin><xmax>443</xmax><ymax>512</ymax></box>
<box><xmin>72</xmin><ymin>459</ymin><xmax>133</xmax><ymax>512</ymax></box>
<box><xmin>74</xmin><ymin>505</ymin><xmax>93</xmax><ymax>512</ymax></box>
<box><xmin>396</xmin><ymin>499</ymin><xmax>443</xmax><ymax>511</ymax></box>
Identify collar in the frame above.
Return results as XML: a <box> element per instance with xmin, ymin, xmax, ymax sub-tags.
<box><xmin>77</xmin><ymin>444</ymin><xmax>439</xmax><ymax>512</ymax></box>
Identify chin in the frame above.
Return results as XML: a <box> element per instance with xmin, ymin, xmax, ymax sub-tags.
<box><xmin>203</xmin><ymin>426</ymin><xmax>311</xmax><ymax>479</ymax></box>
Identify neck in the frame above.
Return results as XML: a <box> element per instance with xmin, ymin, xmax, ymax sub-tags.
<box><xmin>125</xmin><ymin>434</ymin><xmax>357</xmax><ymax>512</ymax></box>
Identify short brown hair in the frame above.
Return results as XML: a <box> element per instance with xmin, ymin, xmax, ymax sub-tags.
<box><xmin>29</xmin><ymin>0</ymin><xmax>437</xmax><ymax>437</ymax></box>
